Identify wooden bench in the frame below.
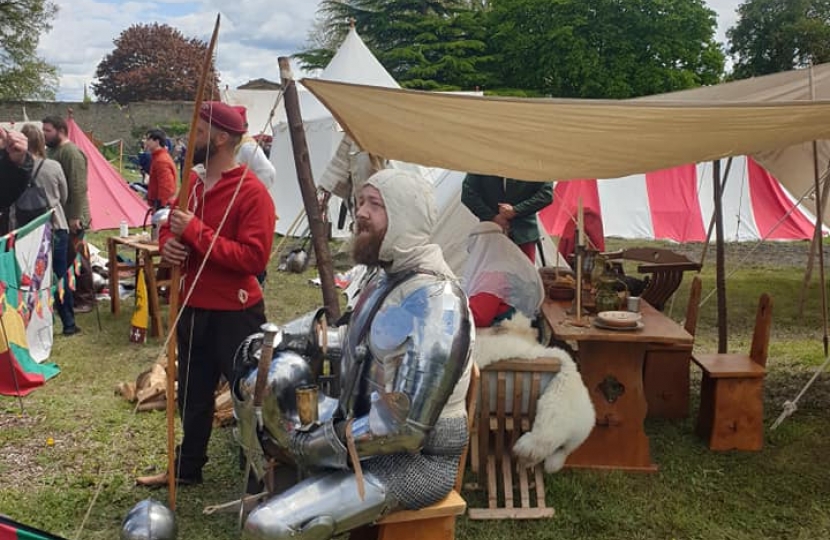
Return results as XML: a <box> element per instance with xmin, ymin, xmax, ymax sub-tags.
<box><xmin>603</xmin><ymin>248</ymin><xmax>701</xmax><ymax>311</ymax></box>
<box><xmin>643</xmin><ymin>275</ymin><xmax>701</xmax><ymax>419</ymax></box>
<box><xmin>349</xmin><ymin>364</ymin><xmax>480</xmax><ymax>540</ymax></box>
<box><xmin>469</xmin><ymin>357</ymin><xmax>560</xmax><ymax>520</ymax></box>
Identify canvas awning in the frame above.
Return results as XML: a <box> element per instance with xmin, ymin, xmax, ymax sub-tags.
<box><xmin>301</xmin><ymin>78</ymin><xmax>830</xmax><ymax>185</ymax></box>
<box><xmin>635</xmin><ymin>64</ymin><xmax>830</xmax><ymax>225</ymax></box>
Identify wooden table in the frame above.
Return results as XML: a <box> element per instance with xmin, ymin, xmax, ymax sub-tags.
<box><xmin>541</xmin><ymin>299</ymin><xmax>692</xmax><ymax>471</ymax></box>
<box><xmin>107</xmin><ymin>235</ymin><xmax>167</xmax><ymax>337</ymax></box>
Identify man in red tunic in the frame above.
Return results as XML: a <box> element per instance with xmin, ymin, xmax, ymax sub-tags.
<box><xmin>144</xmin><ymin>129</ymin><xmax>178</xmax><ymax>211</ymax></box>
<box><xmin>138</xmin><ymin>102</ymin><xmax>277</xmax><ymax>486</ymax></box>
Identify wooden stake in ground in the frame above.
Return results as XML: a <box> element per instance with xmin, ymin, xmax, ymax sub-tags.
<box><xmin>164</xmin><ymin>14</ymin><xmax>221</xmax><ymax>510</ymax></box>
<box><xmin>278</xmin><ymin>56</ymin><xmax>341</xmax><ymax>325</ymax></box>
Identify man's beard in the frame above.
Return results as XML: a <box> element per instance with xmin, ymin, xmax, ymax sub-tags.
<box><xmin>351</xmin><ymin>227</ymin><xmax>385</xmax><ymax>266</ymax></box>
<box><xmin>193</xmin><ymin>140</ymin><xmax>217</xmax><ymax>165</ymax></box>
<box><xmin>44</xmin><ymin>136</ymin><xmax>58</xmax><ymax>148</ymax></box>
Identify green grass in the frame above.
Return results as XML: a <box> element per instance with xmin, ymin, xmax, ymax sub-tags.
<box><xmin>2</xmin><ymin>236</ymin><xmax>830</xmax><ymax>539</ymax></box>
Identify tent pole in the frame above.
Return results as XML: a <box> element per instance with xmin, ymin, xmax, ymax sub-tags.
<box><xmin>797</xmin><ymin>176</ymin><xmax>829</xmax><ymax>315</ymax></box>
<box><xmin>700</xmin><ymin>157</ymin><xmax>733</xmax><ymax>268</ymax></box>
<box><xmin>713</xmin><ymin>159</ymin><xmax>727</xmax><ymax>353</ymax></box>
<box><xmin>810</xmin><ymin>63</ymin><xmax>828</xmax><ymax>354</ymax></box>
<box><xmin>279</xmin><ymin>57</ymin><xmax>341</xmax><ymax>326</ymax></box>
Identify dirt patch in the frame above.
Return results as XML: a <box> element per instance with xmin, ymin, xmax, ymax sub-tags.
<box><xmin>0</xmin><ymin>412</ymin><xmax>47</xmax><ymax>484</ymax></box>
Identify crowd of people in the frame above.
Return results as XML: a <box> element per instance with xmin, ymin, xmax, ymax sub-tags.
<box><xmin>4</xmin><ymin>102</ymin><xmax>560</xmax><ymax>540</ymax></box>
<box><xmin>0</xmin><ymin>116</ymin><xmax>94</xmax><ymax>336</ymax></box>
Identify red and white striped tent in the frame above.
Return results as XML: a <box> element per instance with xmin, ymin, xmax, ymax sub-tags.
<box><xmin>540</xmin><ymin>156</ymin><xmax>818</xmax><ymax>246</ymax></box>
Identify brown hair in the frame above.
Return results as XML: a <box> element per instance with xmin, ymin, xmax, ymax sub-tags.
<box><xmin>21</xmin><ymin>124</ymin><xmax>46</xmax><ymax>158</ymax></box>
<box><xmin>41</xmin><ymin>115</ymin><xmax>67</xmax><ymax>135</ymax></box>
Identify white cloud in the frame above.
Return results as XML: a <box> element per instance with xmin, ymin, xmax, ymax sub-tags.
<box><xmin>41</xmin><ymin>0</ymin><xmax>321</xmax><ymax>100</ymax></box>
<box><xmin>40</xmin><ymin>0</ymin><xmax>741</xmax><ymax>101</ymax></box>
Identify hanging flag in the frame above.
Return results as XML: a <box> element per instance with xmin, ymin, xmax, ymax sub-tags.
<box><xmin>129</xmin><ymin>267</ymin><xmax>148</xmax><ymax>344</ymax></box>
<box><xmin>0</xmin><ymin>213</ymin><xmax>59</xmax><ymax>397</ymax></box>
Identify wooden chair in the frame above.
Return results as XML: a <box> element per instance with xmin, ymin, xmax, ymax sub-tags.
<box><xmin>349</xmin><ymin>363</ymin><xmax>480</xmax><ymax>540</ymax></box>
<box><xmin>643</xmin><ymin>275</ymin><xmax>702</xmax><ymax>419</ymax></box>
<box><xmin>603</xmin><ymin>248</ymin><xmax>701</xmax><ymax>311</ymax></box>
<box><xmin>693</xmin><ymin>293</ymin><xmax>773</xmax><ymax>451</ymax></box>
<box><xmin>468</xmin><ymin>357</ymin><xmax>561</xmax><ymax>520</ymax></box>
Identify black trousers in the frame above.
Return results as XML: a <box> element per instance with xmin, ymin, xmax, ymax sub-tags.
<box><xmin>175</xmin><ymin>300</ymin><xmax>266</xmax><ymax>478</ymax></box>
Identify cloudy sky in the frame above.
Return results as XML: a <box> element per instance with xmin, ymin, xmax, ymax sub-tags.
<box><xmin>41</xmin><ymin>0</ymin><xmax>742</xmax><ymax>101</ymax></box>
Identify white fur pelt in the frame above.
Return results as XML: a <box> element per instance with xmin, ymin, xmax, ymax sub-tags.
<box><xmin>474</xmin><ymin>315</ymin><xmax>595</xmax><ymax>473</ymax></box>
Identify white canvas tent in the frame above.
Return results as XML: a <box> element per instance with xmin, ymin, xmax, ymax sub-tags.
<box><xmin>225</xmin><ymin>27</ymin><xmax>399</xmax><ymax>238</ymax></box>
<box><xmin>236</xmin><ymin>29</ymin><xmax>559</xmax><ymax>272</ymax></box>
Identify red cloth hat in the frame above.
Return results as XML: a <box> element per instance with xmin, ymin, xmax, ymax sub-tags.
<box><xmin>231</xmin><ymin>105</ymin><xmax>249</xmax><ymax>128</ymax></box>
<box><xmin>199</xmin><ymin>101</ymin><xmax>246</xmax><ymax>135</ymax></box>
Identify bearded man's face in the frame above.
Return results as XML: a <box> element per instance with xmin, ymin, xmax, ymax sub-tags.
<box><xmin>352</xmin><ymin>185</ymin><xmax>387</xmax><ymax>266</ymax></box>
<box><xmin>192</xmin><ymin>137</ymin><xmax>218</xmax><ymax>165</ymax></box>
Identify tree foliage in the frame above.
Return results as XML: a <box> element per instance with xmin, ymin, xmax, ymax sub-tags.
<box><xmin>489</xmin><ymin>0</ymin><xmax>724</xmax><ymax>98</ymax></box>
<box><xmin>298</xmin><ymin>0</ymin><xmax>724</xmax><ymax>97</ymax></box>
<box><xmin>0</xmin><ymin>0</ymin><xmax>59</xmax><ymax>100</ymax></box>
<box><xmin>727</xmin><ymin>0</ymin><xmax>830</xmax><ymax>80</ymax></box>
<box><xmin>297</xmin><ymin>0</ymin><xmax>494</xmax><ymax>90</ymax></box>
<box><xmin>93</xmin><ymin>23</ymin><xmax>220</xmax><ymax>104</ymax></box>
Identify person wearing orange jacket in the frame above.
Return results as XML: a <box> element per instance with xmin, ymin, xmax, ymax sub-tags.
<box><xmin>144</xmin><ymin>128</ymin><xmax>178</xmax><ymax>211</ymax></box>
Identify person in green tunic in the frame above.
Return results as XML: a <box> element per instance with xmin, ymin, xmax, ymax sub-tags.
<box><xmin>42</xmin><ymin>115</ymin><xmax>95</xmax><ymax>316</ymax></box>
<box><xmin>461</xmin><ymin>174</ymin><xmax>553</xmax><ymax>263</ymax></box>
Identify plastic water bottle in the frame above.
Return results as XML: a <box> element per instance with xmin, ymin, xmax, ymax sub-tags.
<box><xmin>119</xmin><ymin>220</ymin><xmax>129</xmax><ymax>237</ymax></box>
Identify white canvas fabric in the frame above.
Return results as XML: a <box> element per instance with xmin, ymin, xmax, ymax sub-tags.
<box><xmin>301</xmin><ymin>78</ymin><xmax>830</xmax><ymax>184</ymax></box>
<box><xmin>365</xmin><ymin>169</ymin><xmax>453</xmax><ymax>278</ymax></box>
<box><xmin>461</xmin><ymin>222</ymin><xmax>544</xmax><ymax>319</ymax></box>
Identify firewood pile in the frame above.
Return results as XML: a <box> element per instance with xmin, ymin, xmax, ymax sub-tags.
<box><xmin>116</xmin><ymin>358</ymin><xmax>234</xmax><ymax>427</ymax></box>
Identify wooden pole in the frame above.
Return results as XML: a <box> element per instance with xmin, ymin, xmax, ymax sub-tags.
<box><xmin>699</xmin><ymin>156</ymin><xmax>733</xmax><ymax>268</ymax></box>
<box><xmin>713</xmin><ymin>159</ymin><xmax>727</xmax><ymax>353</ymax></box>
<box><xmin>278</xmin><ymin>57</ymin><xmax>341</xmax><ymax>324</ymax></box>
<box><xmin>798</xmin><ymin>178</ymin><xmax>830</xmax><ymax>316</ymax></box>
<box><xmin>809</xmin><ymin>63</ymin><xmax>829</xmax><ymax>355</ymax></box>
<box><xmin>165</xmin><ymin>14</ymin><xmax>221</xmax><ymax>510</ymax></box>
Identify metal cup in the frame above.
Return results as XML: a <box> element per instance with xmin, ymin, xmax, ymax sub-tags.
<box><xmin>296</xmin><ymin>384</ymin><xmax>319</xmax><ymax>425</ymax></box>
<box><xmin>627</xmin><ymin>296</ymin><xmax>641</xmax><ymax>312</ymax></box>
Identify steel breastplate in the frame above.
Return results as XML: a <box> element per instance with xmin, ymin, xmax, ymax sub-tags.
<box><xmin>339</xmin><ymin>271</ymin><xmax>401</xmax><ymax>417</ymax></box>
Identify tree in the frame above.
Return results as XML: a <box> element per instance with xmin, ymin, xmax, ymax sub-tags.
<box><xmin>296</xmin><ymin>0</ymin><xmax>495</xmax><ymax>90</ymax></box>
<box><xmin>727</xmin><ymin>0</ymin><xmax>830</xmax><ymax>80</ymax></box>
<box><xmin>93</xmin><ymin>23</ymin><xmax>220</xmax><ymax>104</ymax></box>
<box><xmin>0</xmin><ymin>0</ymin><xmax>59</xmax><ymax>100</ymax></box>
<box><xmin>488</xmin><ymin>0</ymin><xmax>724</xmax><ymax>98</ymax></box>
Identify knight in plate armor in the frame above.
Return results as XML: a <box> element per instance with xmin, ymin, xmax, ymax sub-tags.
<box><xmin>233</xmin><ymin>169</ymin><xmax>473</xmax><ymax>540</ymax></box>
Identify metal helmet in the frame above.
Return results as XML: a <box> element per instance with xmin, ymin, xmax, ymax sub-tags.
<box><xmin>150</xmin><ymin>208</ymin><xmax>171</xmax><ymax>241</ymax></box>
<box><xmin>120</xmin><ymin>498</ymin><xmax>177</xmax><ymax>540</ymax></box>
<box><xmin>285</xmin><ymin>248</ymin><xmax>309</xmax><ymax>273</ymax></box>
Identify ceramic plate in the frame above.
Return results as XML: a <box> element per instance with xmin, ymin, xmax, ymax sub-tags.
<box><xmin>596</xmin><ymin>310</ymin><xmax>642</xmax><ymax>328</ymax></box>
<box><xmin>593</xmin><ymin>320</ymin><xmax>645</xmax><ymax>332</ymax></box>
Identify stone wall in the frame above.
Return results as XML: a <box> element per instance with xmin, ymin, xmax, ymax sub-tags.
<box><xmin>0</xmin><ymin>101</ymin><xmax>194</xmax><ymax>151</ymax></box>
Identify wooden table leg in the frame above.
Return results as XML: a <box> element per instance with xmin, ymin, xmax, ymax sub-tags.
<box><xmin>142</xmin><ymin>250</ymin><xmax>163</xmax><ymax>338</ymax></box>
<box><xmin>108</xmin><ymin>237</ymin><xmax>119</xmax><ymax>315</ymax></box>
<box><xmin>565</xmin><ymin>341</ymin><xmax>657</xmax><ymax>472</ymax></box>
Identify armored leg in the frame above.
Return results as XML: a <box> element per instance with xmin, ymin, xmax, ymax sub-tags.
<box><xmin>242</xmin><ymin>470</ymin><xmax>397</xmax><ymax>540</ymax></box>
